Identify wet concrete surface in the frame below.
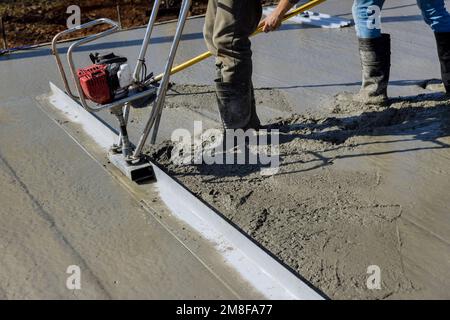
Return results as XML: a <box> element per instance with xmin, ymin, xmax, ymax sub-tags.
<box><xmin>1</xmin><ymin>0</ymin><xmax>449</xmax><ymax>299</ymax></box>
<box><xmin>148</xmin><ymin>92</ymin><xmax>450</xmax><ymax>299</ymax></box>
<box><xmin>0</xmin><ymin>95</ymin><xmax>266</xmax><ymax>299</ymax></box>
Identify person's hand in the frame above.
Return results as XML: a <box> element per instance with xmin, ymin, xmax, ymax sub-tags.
<box><xmin>261</xmin><ymin>11</ymin><xmax>283</xmax><ymax>33</ymax></box>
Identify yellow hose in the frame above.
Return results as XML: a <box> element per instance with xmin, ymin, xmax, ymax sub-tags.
<box><xmin>152</xmin><ymin>0</ymin><xmax>326</xmax><ymax>82</ymax></box>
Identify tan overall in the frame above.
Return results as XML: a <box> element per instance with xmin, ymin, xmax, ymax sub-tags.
<box><xmin>203</xmin><ymin>0</ymin><xmax>262</xmax><ymax>129</ymax></box>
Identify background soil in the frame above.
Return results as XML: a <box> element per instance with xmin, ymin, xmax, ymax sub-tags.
<box><xmin>0</xmin><ymin>0</ymin><xmax>275</xmax><ymax>48</ymax></box>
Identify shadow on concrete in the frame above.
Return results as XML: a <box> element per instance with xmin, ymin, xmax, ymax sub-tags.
<box><xmin>254</xmin><ymin>79</ymin><xmax>438</xmax><ymax>91</ymax></box>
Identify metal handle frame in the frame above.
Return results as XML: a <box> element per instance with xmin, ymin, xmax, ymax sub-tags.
<box><xmin>65</xmin><ymin>19</ymin><xmax>141</xmax><ymax>113</ymax></box>
<box><xmin>52</xmin><ymin>16</ymin><xmax>161</xmax><ymax>114</ymax></box>
<box><xmin>52</xmin><ymin>18</ymin><xmax>119</xmax><ymax>101</ymax></box>
<box><xmin>133</xmin><ymin>0</ymin><xmax>192</xmax><ymax>157</ymax></box>
<box><xmin>133</xmin><ymin>0</ymin><xmax>162</xmax><ymax>82</ymax></box>
<box><xmin>118</xmin><ymin>0</ymin><xmax>162</xmax><ymax>148</ymax></box>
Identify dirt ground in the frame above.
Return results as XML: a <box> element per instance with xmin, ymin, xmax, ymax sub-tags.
<box><xmin>0</xmin><ymin>0</ymin><xmax>274</xmax><ymax>48</ymax></box>
<box><xmin>147</xmin><ymin>85</ymin><xmax>450</xmax><ymax>299</ymax></box>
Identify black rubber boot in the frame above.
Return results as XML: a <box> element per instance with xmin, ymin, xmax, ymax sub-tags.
<box><xmin>435</xmin><ymin>32</ymin><xmax>450</xmax><ymax>93</ymax></box>
<box><xmin>336</xmin><ymin>34</ymin><xmax>391</xmax><ymax>106</ymax></box>
<box><xmin>215</xmin><ymin>81</ymin><xmax>251</xmax><ymax>130</ymax></box>
<box><xmin>215</xmin><ymin>81</ymin><xmax>261</xmax><ymax>130</ymax></box>
<box><xmin>214</xmin><ymin>62</ymin><xmax>261</xmax><ymax>130</ymax></box>
<box><xmin>249</xmin><ymin>82</ymin><xmax>262</xmax><ymax>130</ymax></box>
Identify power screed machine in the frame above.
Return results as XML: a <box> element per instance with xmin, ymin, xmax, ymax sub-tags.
<box><xmin>51</xmin><ymin>0</ymin><xmax>194</xmax><ymax>182</ymax></box>
<box><xmin>49</xmin><ymin>0</ymin><xmax>326</xmax><ymax>183</ymax></box>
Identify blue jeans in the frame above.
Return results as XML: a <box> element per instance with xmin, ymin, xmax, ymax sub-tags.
<box><xmin>353</xmin><ymin>0</ymin><xmax>450</xmax><ymax>38</ymax></box>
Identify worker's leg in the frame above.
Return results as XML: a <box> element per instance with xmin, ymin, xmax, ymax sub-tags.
<box><xmin>207</xmin><ymin>0</ymin><xmax>262</xmax><ymax>130</ymax></box>
<box><xmin>417</xmin><ymin>0</ymin><xmax>450</xmax><ymax>93</ymax></box>
<box><xmin>204</xmin><ymin>0</ymin><xmax>218</xmax><ymax>56</ymax></box>
<box><xmin>417</xmin><ymin>0</ymin><xmax>450</xmax><ymax>32</ymax></box>
<box><xmin>338</xmin><ymin>0</ymin><xmax>391</xmax><ymax>105</ymax></box>
<box><xmin>212</xmin><ymin>0</ymin><xmax>261</xmax><ymax>83</ymax></box>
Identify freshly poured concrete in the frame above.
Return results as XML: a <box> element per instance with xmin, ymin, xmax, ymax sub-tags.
<box><xmin>1</xmin><ymin>0</ymin><xmax>449</xmax><ymax>299</ymax></box>
<box><xmin>149</xmin><ymin>93</ymin><xmax>450</xmax><ymax>299</ymax></box>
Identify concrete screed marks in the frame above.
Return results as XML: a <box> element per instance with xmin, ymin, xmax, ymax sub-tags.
<box><xmin>146</xmin><ymin>84</ymin><xmax>450</xmax><ymax>299</ymax></box>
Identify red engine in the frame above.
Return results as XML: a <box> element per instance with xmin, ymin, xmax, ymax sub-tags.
<box><xmin>76</xmin><ymin>52</ymin><xmax>131</xmax><ymax>105</ymax></box>
<box><xmin>77</xmin><ymin>64</ymin><xmax>112</xmax><ymax>104</ymax></box>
